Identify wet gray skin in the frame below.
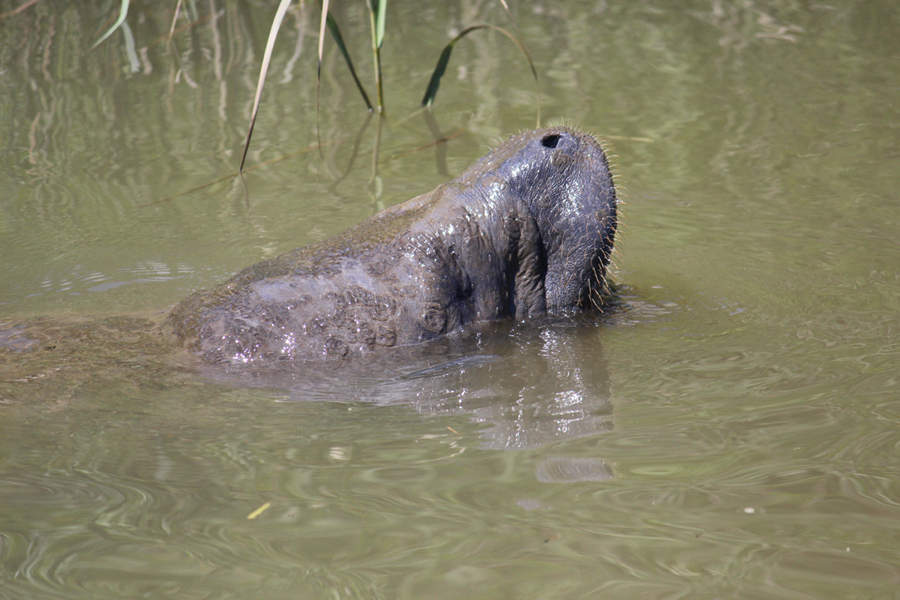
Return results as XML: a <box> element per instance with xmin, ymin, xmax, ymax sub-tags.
<box><xmin>166</xmin><ymin>126</ymin><xmax>617</xmax><ymax>366</ymax></box>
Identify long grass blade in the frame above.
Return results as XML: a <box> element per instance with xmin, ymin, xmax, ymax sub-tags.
<box><xmin>92</xmin><ymin>0</ymin><xmax>130</xmax><ymax>48</ymax></box>
<box><xmin>167</xmin><ymin>0</ymin><xmax>183</xmax><ymax>42</ymax></box>
<box><xmin>421</xmin><ymin>45</ymin><xmax>453</xmax><ymax>108</ymax></box>
<box><xmin>374</xmin><ymin>0</ymin><xmax>386</xmax><ymax>49</ymax></box>
<box><xmin>421</xmin><ymin>24</ymin><xmax>538</xmax><ymax>107</ymax></box>
<box><xmin>366</xmin><ymin>1</ymin><xmax>385</xmax><ymax>111</ymax></box>
<box><xmin>317</xmin><ymin>0</ymin><xmax>329</xmax><ymax>79</ymax></box>
<box><xmin>326</xmin><ymin>14</ymin><xmax>373</xmax><ymax>110</ymax></box>
<box><xmin>239</xmin><ymin>0</ymin><xmax>292</xmax><ymax>174</ymax></box>
<box><xmin>315</xmin><ymin>0</ymin><xmax>331</xmax><ymax>156</ymax></box>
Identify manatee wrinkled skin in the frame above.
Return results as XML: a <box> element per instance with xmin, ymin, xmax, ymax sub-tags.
<box><xmin>166</xmin><ymin>127</ymin><xmax>617</xmax><ymax>365</ymax></box>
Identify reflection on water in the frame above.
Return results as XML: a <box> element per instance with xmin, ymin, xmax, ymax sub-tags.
<box><xmin>2</xmin><ymin>0</ymin><xmax>899</xmax><ymax>598</ymax></box>
<box><xmin>205</xmin><ymin>319</ymin><xmax>616</xmax><ymax>454</ymax></box>
<box><xmin>403</xmin><ymin>325</ymin><xmax>615</xmax><ymax>453</ymax></box>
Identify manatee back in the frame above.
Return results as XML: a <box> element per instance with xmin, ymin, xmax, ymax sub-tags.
<box><xmin>165</xmin><ymin>190</ymin><xmax>446</xmax><ymax>365</ymax></box>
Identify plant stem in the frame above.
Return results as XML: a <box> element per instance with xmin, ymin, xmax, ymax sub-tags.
<box><xmin>366</xmin><ymin>1</ymin><xmax>384</xmax><ymax>113</ymax></box>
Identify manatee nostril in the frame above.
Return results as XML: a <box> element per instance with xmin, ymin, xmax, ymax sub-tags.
<box><xmin>541</xmin><ymin>134</ymin><xmax>561</xmax><ymax>149</ymax></box>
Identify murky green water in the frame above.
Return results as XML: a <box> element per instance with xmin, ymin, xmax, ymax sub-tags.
<box><xmin>1</xmin><ymin>1</ymin><xmax>898</xmax><ymax>598</ymax></box>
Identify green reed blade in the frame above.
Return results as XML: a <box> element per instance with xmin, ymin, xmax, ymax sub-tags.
<box><xmin>421</xmin><ymin>45</ymin><xmax>453</xmax><ymax>108</ymax></box>
<box><xmin>317</xmin><ymin>0</ymin><xmax>329</xmax><ymax>79</ymax></box>
<box><xmin>421</xmin><ymin>24</ymin><xmax>538</xmax><ymax>107</ymax></box>
<box><xmin>92</xmin><ymin>0</ymin><xmax>130</xmax><ymax>48</ymax></box>
<box><xmin>374</xmin><ymin>0</ymin><xmax>387</xmax><ymax>49</ymax></box>
<box><xmin>240</xmin><ymin>0</ymin><xmax>292</xmax><ymax>173</ymax></box>
<box><xmin>167</xmin><ymin>0</ymin><xmax>183</xmax><ymax>42</ymax></box>
<box><xmin>326</xmin><ymin>13</ymin><xmax>374</xmax><ymax>110</ymax></box>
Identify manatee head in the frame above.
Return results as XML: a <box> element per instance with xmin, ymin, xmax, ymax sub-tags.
<box><xmin>465</xmin><ymin>126</ymin><xmax>618</xmax><ymax>315</ymax></box>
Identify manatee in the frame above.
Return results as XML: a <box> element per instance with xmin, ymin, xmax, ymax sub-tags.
<box><xmin>165</xmin><ymin>126</ymin><xmax>618</xmax><ymax>365</ymax></box>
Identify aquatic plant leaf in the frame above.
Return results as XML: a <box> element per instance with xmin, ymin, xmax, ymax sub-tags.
<box><xmin>240</xmin><ymin>0</ymin><xmax>292</xmax><ymax>173</ymax></box>
<box><xmin>91</xmin><ymin>0</ymin><xmax>130</xmax><ymax>48</ymax></box>
<box><xmin>366</xmin><ymin>0</ymin><xmax>386</xmax><ymax>111</ymax></box>
<box><xmin>421</xmin><ymin>45</ymin><xmax>453</xmax><ymax>108</ymax></box>
<box><xmin>317</xmin><ymin>0</ymin><xmax>329</xmax><ymax>79</ymax></box>
<box><xmin>315</xmin><ymin>0</ymin><xmax>330</xmax><ymax>157</ymax></box>
<box><xmin>422</xmin><ymin>24</ymin><xmax>537</xmax><ymax>107</ymax></box>
<box><xmin>167</xmin><ymin>0</ymin><xmax>183</xmax><ymax>42</ymax></box>
<box><xmin>325</xmin><ymin>13</ymin><xmax>374</xmax><ymax>110</ymax></box>
<box><xmin>374</xmin><ymin>0</ymin><xmax>387</xmax><ymax>49</ymax></box>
